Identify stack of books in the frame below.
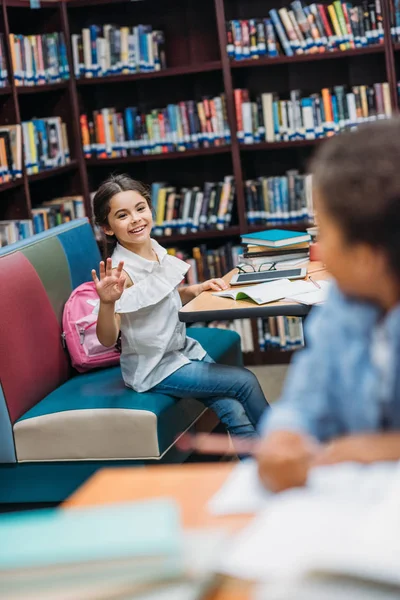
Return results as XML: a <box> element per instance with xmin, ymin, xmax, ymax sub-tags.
<box><xmin>0</xmin><ymin>499</ymin><xmax>188</xmax><ymax>599</ymax></box>
<box><xmin>234</xmin><ymin>82</ymin><xmax>392</xmax><ymax>144</ymax></box>
<box><xmin>240</xmin><ymin>228</ymin><xmax>311</xmax><ymax>267</ymax></box>
<box><xmin>226</xmin><ymin>0</ymin><xmax>384</xmax><ymax>60</ymax></box>
<box><xmin>32</xmin><ymin>195</ymin><xmax>85</xmax><ymax>234</ymax></box>
<box><xmin>72</xmin><ymin>24</ymin><xmax>166</xmax><ymax>78</ymax></box>
<box><xmin>151</xmin><ymin>177</ymin><xmax>235</xmax><ymax>236</ymax></box>
<box><xmin>10</xmin><ymin>32</ymin><xmax>69</xmax><ymax>86</ymax></box>
<box><xmin>22</xmin><ymin>117</ymin><xmax>70</xmax><ymax>175</ymax></box>
<box><xmin>80</xmin><ymin>94</ymin><xmax>230</xmax><ymax>158</ymax></box>
<box><xmin>244</xmin><ymin>171</ymin><xmax>313</xmax><ymax>226</ymax></box>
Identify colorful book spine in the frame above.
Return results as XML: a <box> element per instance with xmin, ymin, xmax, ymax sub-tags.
<box><xmin>81</xmin><ymin>94</ymin><xmax>230</xmax><ymax>158</ymax></box>
<box><xmin>72</xmin><ymin>24</ymin><xmax>167</xmax><ymax>78</ymax></box>
<box><xmin>234</xmin><ymin>82</ymin><xmax>391</xmax><ymax>145</ymax></box>
<box><xmin>226</xmin><ymin>1</ymin><xmax>384</xmax><ymax>59</ymax></box>
<box><xmin>10</xmin><ymin>32</ymin><xmax>69</xmax><ymax>86</ymax></box>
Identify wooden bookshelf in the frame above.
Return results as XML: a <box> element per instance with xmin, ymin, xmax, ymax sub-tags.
<box><xmin>16</xmin><ymin>81</ymin><xmax>69</xmax><ymax>94</ymax></box>
<box><xmin>1</xmin><ymin>0</ymin><xmax>399</xmax><ymax>363</ymax></box>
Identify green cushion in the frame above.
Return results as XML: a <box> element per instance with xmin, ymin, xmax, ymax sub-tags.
<box><xmin>21</xmin><ymin>237</ymin><xmax>72</xmax><ymax>324</ymax></box>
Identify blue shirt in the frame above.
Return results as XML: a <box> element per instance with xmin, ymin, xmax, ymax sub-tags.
<box><xmin>260</xmin><ymin>284</ymin><xmax>400</xmax><ymax>441</ymax></box>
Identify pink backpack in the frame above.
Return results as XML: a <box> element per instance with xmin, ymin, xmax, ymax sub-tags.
<box><xmin>62</xmin><ymin>281</ymin><xmax>121</xmax><ymax>373</ymax></box>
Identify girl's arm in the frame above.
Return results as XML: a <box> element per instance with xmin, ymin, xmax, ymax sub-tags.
<box><xmin>92</xmin><ymin>259</ymin><xmax>132</xmax><ymax>347</ymax></box>
<box><xmin>179</xmin><ymin>278</ymin><xmax>228</xmax><ymax>305</ymax></box>
<box><xmin>97</xmin><ymin>302</ymin><xmax>121</xmax><ymax>347</ymax></box>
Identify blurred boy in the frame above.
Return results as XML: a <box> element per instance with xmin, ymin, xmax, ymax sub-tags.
<box><xmin>257</xmin><ymin>119</ymin><xmax>400</xmax><ymax>492</ymax></box>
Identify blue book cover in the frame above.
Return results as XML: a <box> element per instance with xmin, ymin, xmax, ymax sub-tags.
<box><xmin>241</xmin><ymin>228</ymin><xmax>311</xmax><ymax>247</ymax></box>
<box><xmin>0</xmin><ymin>499</ymin><xmax>182</xmax><ymax>572</ymax></box>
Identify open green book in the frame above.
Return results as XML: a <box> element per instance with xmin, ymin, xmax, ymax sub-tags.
<box><xmin>212</xmin><ymin>279</ymin><xmax>317</xmax><ymax>305</ymax></box>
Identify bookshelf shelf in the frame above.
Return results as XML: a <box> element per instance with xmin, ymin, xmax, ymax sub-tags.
<box><xmin>86</xmin><ymin>146</ymin><xmax>232</xmax><ymax>166</ymax></box>
<box><xmin>28</xmin><ymin>160</ymin><xmax>78</xmax><ymax>182</ymax></box>
<box><xmin>155</xmin><ymin>226</ymin><xmax>241</xmax><ymax>245</ymax></box>
<box><xmin>5</xmin><ymin>0</ymin><xmax>60</xmax><ymax>7</ymax></box>
<box><xmin>1</xmin><ymin>0</ymin><xmax>396</xmax><ymax>365</ymax></box>
<box><xmin>230</xmin><ymin>45</ymin><xmax>385</xmax><ymax>69</ymax></box>
<box><xmin>17</xmin><ymin>82</ymin><xmax>69</xmax><ymax>95</ymax></box>
<box><xmin>240</xmin><ymin>140</ymin><xmax>322</xmax><ymax>152</ymax></box>
<box><xmin>76</xmin><ymin>62</ymin><xmax>222</xmax><ymax>86</ymax></box>
<box><xmin>0</xmin><ymin>179</ymin><xmax>23</xmax><ymax>193</ymax></box>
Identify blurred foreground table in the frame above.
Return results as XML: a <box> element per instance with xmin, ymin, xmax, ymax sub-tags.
<box><xmin>64</xmin><ymin>463</ymin><xmax>253</xmax><ymax>600</ymax></box>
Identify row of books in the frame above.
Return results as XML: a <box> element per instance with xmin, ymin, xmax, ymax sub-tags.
<box><xmin>32</xmin><ymin>196</ymin><xmax>85</xmax><ymax>234</ymax></box>
<box><xmin>22</xmin><ymin>117</ymin><xmax>70</xmax><ymax>175</ymax></box>
<box><xmin>205</xmin><ymin>320</ymin><xmax>255</xmax><ymax>353</ymax></box>
<box><xmin>0</xmin><ymin>125</ymin><xmax>22</xmax><ymax>183</ymax></box>
<box><xmin>72</xmin><ymin>24</ymin><xmax>166</xmax><ymax>79</ymax></box>
<box><xmin>257</xmin><ymin>316</ymin><xmax>304</xmax><ymax>350</ymax></box>
<box><xmin>391</xmin><ymin>0</ymin><xmax>400</xmax><ymax>40</ymax></box>
<box><xmin>80</xmin><ymin>95</ymin><xmax>230</xmax><ymax>158</ymax></box>
<box><xmin>10</xmin><ymin>32</ymin><xmax>69</xmax><ymax>87</ymax></box>
<box><xmin>245</xmin><ymin>172</ymin><xmax>313</xmax><ymax>226</ymax></box>
<box><xmin>151</xmin><ymin>178</ymin><xmax>235</xmax><ymax>236</ymax></box>
<box><xmin>226</xmin><ymin>1</ymin><xmax>384</xmax><ymax>60</ymax></box>
<box><xmin>0</xmin><ymin>35</ymin><xmax>7</xmax><ymax>87</ymax></box>
<box><xmin>0</xmin><ymin>220</ymin><xmax>33</xmax><ymax>247</ymax></box>
<box><xmin>167</xmin><ymin>243</ymin><xmax>242</xmax><ymax>285</ymax></box>
<box><xmin>234</xmin><ymin>83</ymin><xmax>392</xmax><ymax>144</ymax></box>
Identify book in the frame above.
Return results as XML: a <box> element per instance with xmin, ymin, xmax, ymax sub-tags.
<box><xmin>245</xmin><ymin>241</ymin><xmax>310</xmax><ymax>253</ymax></box>
<box><xmin>9</xmin><ymin>32</ymin><xmax>69</xmax><ymax>87</ymax></box>
<box><xmin>72</xmin><ymin>23</ymin><xmax>167</xmax><ymax>79</ymax></box>
<box><xmin>81</xmin><ymin>94</ymin><xmax>230</xmax><ymax>158</ymax></box>
<box><xmin>226</xmin><ymin>1</ymin><xmax>384</xmax><ymax>60</ymax></box>
<box><xmin>151</xmin><ymin>177</ymin><xmax>235</xmax><ymax>236</ymax></box>
<box><xmin>234</xmin><ymin>82</ymin><xmax>392</xmax><ymax>145</ymax></box>
<box><xmin>241</xmin><ymin>229</ymin><xmax>311</xmax><ymax>248</ymax></box>
<box><xmin>212</xmin><ymin>278</ymin><xmax>312</xmax><ymax>305</ymax></box>
<box><xmin>0</xmin><ymin>499</ymin><xmax>183</xmax><ymax>598</ymax></box>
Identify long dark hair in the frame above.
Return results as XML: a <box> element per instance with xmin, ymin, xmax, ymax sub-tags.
<box><xmin>92</xmin><ymin>174</ymin><xmax>152</xmax><ymax>259</ymax></box>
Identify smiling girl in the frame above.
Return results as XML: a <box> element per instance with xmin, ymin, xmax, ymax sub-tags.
<box><xmin>92</xmin><ymin>174</ymin><xmax>268</xmax><ymax>440</ymax></box>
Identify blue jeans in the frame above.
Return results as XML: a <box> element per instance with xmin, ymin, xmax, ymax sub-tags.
<box><xmin>152</xmin><ymin>355</ymin><xmax>269</xmax><ymax>439</ymax></box>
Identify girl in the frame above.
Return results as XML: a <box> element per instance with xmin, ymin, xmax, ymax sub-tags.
<box><xmin>256</xmin><ymin>117</ymin><xmax>400</xmax><ymax>491</ymax></box>
<box><xmin>91</xmin><ymin>174</ymin><xmax>268</xmax><ymax>440</ymax></box>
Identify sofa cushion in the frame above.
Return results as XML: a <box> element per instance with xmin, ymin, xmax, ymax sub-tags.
<box><xmin>0</xmin><ymin>251</ymin><xmax>70</xmax><ymax>425</ymax></box>
<box><xmin>13</xmin><ymin>328</ymin><xmax>242</xmax><ymax>462</ymax></box>
<box><xmin>14</xmin><ymin>367</ymin><xmax>205</xmax><ymax>461</ymax></box>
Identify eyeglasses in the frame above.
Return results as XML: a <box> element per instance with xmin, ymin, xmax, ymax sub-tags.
<box><xmin>237</xmin><ymin>262</ymin><xmax>278</xmax><ymax>273</ymax></box>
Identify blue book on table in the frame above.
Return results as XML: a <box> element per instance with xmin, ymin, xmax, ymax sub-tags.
<box><xmin>241</xmin><ymin>228</ymin><xmax>311</xmax><ymax>248</ymax></box>
<box><xmin>0</xmin><ymin>498</ymin><xmax>182</xmax><ymax>572</ymax></box>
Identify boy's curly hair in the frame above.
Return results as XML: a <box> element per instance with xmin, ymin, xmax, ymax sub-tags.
<box><xmin>310</xmin><ymin>118</ymin><xmax>400</xmax><ymax>279</ymax></box>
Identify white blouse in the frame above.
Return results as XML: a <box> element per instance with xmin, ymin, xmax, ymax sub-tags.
<box><xmin>111</xmin><ymin>240</ymin><xmax>206</xmax><ymax>392</ymax></box>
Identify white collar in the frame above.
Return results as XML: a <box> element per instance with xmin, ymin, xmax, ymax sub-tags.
<box><xmin>114</xmin><ymin>239</ymin><xmax>167</xmax><ymax>273</ymax></box>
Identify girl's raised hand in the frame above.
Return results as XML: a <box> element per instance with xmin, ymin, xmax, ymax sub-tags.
<box><xmin>92</xmin><ymin>258</ymin><xmax>126</xmax><ymax>304</ymax></box>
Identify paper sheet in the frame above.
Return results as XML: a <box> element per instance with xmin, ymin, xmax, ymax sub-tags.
<box><xmin>216</xmin><ymin>461</ymin><xmax>400</xmax><ymax>585</ymax></box>
<box><xmin>208</xmin><ymin>459</ymin><xmax>397</xmax><ymax>517</ymax></box>
<box><xmin>285</xmin><ymin>279</ymin><xmax>331</xmax><ymax>305</ymax></box>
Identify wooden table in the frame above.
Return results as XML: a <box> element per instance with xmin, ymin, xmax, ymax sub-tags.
<box><xmin>65</xmin><ymin>463</ymin><xmax>253</xmax><ymax>600</ymax></box>
<box><xmin>179</xmin><ymin>261</ymin><xmax>328</xmax><ymax>322</ymax></box>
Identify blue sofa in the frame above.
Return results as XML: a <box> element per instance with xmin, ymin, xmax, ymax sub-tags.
<box><xmin>0</xmin><ymin>219</ymin><xmax>243</xmax><ymax>503</ymax></box>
